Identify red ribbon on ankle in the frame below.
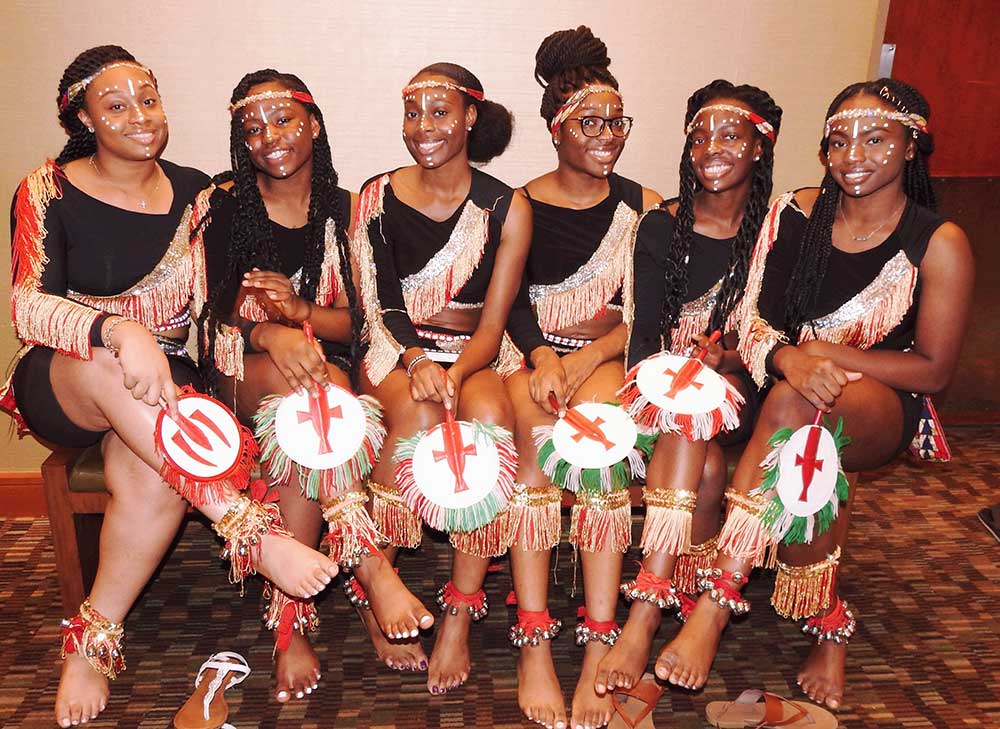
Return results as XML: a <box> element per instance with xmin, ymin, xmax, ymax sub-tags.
<box><xmin>677</xmin><ymin>592</ymin><xmax>696</xmax><ymax>619</ymax></box>
<box><xmin>275</xmin><ymin>602</ymin><xmax>298</xmax><ymax>651</ymax></box>
<box><xmin>634</xmin><ymin>564</ymin><xmax>673</xmax><ymax>601</ymax></box>
<box><xmin>442</xmin><ymin>581</ymin><xmax>486</xmax><ymax>611</ymax></box>
<box><xmin>805</xmin><ymin>596</ymin><xmax>848</xmax><ymax>632</ymax></box>
<box><xmin>577</xmin><ymin>606</ymin><xmax>619</xmax><ymax>633</ymax></box>
<box><xmin>516</xmin><ymin>608</ymin><xmax>555</xmax><ymax>633</ymax></box>
<box><xmin>61</xmin><ymin>616</ymin><xmax>86</xmax><ymax>655</ymax></box>
<box><xmin>347</xmin><ymin>576</ymin><xmax>367</xmax><ymax>602</ymax></box>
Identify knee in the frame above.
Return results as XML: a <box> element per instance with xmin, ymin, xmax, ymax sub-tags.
<box><xmin>101</xmin><ymin>436</ymin><xmax>185</xmax><ymax>514</ymax></box>
<box><xmin>391</xmin><ymin>399</ymin><xmax>444</xmax><ymax>435</ymax></box>
<box><xmin>464</xmin><ymin>395</ymin><xmax>514</xmax><ymax>430</ymax></box>
<box><xmin>757</xmin><ymin>381</ymin><xmax>813</xmax><ymax>432</ymax></box>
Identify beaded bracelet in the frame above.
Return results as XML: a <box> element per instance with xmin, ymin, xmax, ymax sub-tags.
<box><xmin>405</xmin><ymin>353</ymin><xmax>429</xmax><ymax>378</ymax></box>
<box><xmin>101</xmin><ymin>316</ymin><xmax>129</xmax><ymax>356</ymax></box>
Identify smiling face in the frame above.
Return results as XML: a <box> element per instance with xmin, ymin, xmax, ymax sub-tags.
<box><xmin>78</xmin><ymin>65</ymin><xmax>167</xmax><ymax>160</ymax></box>
<box><xmin>687</xmin><ymin>98</ymin><xmax>762</xmax><ymax>193</ymax></box>
<box><xmin>555</xmin><ymin>90</ymin><xmax>627</xmax><ymax>178</ymax></box>
<box><xmin>402</xmin><ymin>74</ymin><xmax>476</xmax><ymax>169</ymax></box>
<box><xmin>238</xmin><ymin>81</ymin><xmax>320</xmax><ymax>180</ymax></box>
<box><xmin>824</xmin><ymin>93</ymin><xmax>914</xmax><ymax>198</ymax></box>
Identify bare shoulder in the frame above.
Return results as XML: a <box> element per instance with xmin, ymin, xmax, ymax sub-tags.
<box><xmin>642</xmin><ymin>186</ymin><xmax>664</xmax><ymax>211</ymax></box>
<box><xmin>790</xmin><ymin>187</ymin><xmax>821</xmax><ymax>217</ymax></box>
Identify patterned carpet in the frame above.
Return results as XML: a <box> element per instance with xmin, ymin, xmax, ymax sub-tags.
<box><xmin>1</xmin><ymin>426</ymin><xmax>998</xmax><ymax>729</ymax></box>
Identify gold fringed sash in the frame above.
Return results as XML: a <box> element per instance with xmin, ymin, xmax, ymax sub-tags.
<box><xmin>11</xmin><ymin>162</ymin><xmax>101</xmax><ymax>359</ymax></box>
<box><xmin>401</xmin><ymin>201</ymin><xmax>489</xmax><ymax>322</ymax></box>
<box><xmin>671</xmin><ymin>278</ymin><xmax>722</xmax><ymax>354</ymax></box>
<box><xmin>531</xmin><ymin>201</ymin><xmax>638</xmax><ymax>333</ymax></box>
<box><xmin>316</xmin><ymin>218</ymin><xmax>343</xmax><ymax>306</ymax></box>
<box><xmin>355</xmin><ymin>175</ymin><xmax>405</xmax><ymax>385</ymax></box>
<box><xmin>214</xmin><ymin>323</ymin><xmax>245</xmax><ymax>379</ymax></box>
<box><xmin>771</xmin><ymin>547</ymin><xmax>840</xmax><ymax>619</ymax></box>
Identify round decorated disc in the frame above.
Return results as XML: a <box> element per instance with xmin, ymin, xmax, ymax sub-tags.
<box><xmin>635</xmin><ymin>353</ymin><xmax>728</xmax><ymax>416</ymax></box>
<box><xmin>156</xmin><ymin>392</ymin><xmax>243</xmax><ymax>481</ymax></box>
<box><xmin>410</xmin><ymin>421</ymin><xmax>501</xmax><ymax>511</ymax></box>
<box><xmin>274</xmin><ymin>384</ymin><xmax>367</xmax><ymax>470</ymax></box>
<box><xmin>550</xmin><ymin>402</ymin><xmax>638</xmax><ymax>470</ymax></box>
<box><xmin>775</xmin><ymin>424</ymin><xmax>839</xmax><ymax>517</ymax></box>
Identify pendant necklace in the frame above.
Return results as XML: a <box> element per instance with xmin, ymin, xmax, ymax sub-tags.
<box><xmin>838</xmin><ymin>196</ymin><xmax>906</xmax><ymax>242</ymax></box>
<box><xmin>90</xmin><ymin>154</ymin><xmax>163</xmax><ymax>210</ymax></box>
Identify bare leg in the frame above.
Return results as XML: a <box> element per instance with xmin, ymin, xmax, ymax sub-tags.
<box><xmin>428</xmin><ymin>369</ymin><xmax>514</xmax><ymax>694</ymax></box>
<box><xmin>655</xmin><ymin>377</ymin><xmax>904</xmax><ymax>690</ymax></box>
<box><xmin>507</xmin><ymin>369</ymin><xmax>567</xmax><ymax>728</ymax></box>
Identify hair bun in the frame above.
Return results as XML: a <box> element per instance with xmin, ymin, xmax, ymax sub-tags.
<box><xmin>534</xmin><ymin>25</ymin><xmax>610</xmax><ymax>87</ymax></box>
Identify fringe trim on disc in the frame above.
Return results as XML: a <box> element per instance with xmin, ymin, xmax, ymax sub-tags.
<box><xmin>263</xmin><ymin>584</ymin><xmax>319</xmax><ymax>653</ymax></box>
<box><xmin>254</xmin><ymin>393</ymin><xmax>386</xmax><ymax>501</ymax></box>
<box><xmin>506</xmin><ymin>483</ymin><xmax>562</xmax><ymax>551</ymax></box>
<box><xmin>569</xmin><ymin>489</ymin><xmax>631</xmax><ymax>553</ymax></box>
<box><xmin>754</xmin><ymin>418</ymin><xmax>851</xmax><ymax>546</ymax></box>
<box><xmin>717</xmin><ymin>489</ymin><xmax>776</xmax><ymax>569</ymax></box>
<box><xmin>771</xmin><ymin>547</ymin><xmax>840</xmax><ymax>620</ymax></box>
<box><xmin>321</xmin><ymin>491</ymin><xmax>387</xmax><ymax>567</ymax></box>
<box><xmin>369</xmin><ymin>480</ymin><xmax>423</xmax><ymax>548</ymax></box>
<box><xmin>673</xmin><ymin>534</ymin><xmax>719</xmax><ymax>595</ymax></box>
<box><xmin>618</xmin><ymin>358</ymin><xmax>744</xmax><ymax>441</ymax></box>
<box><xmin>639</xmin><ymin>487</ymin><xmax>697</xmax><ymax>556</ymax></box>
<box><xmin>533</xmin><ymin>423</ymin><xmax>655</xmax><ymax>494</ymax></box>
<box><xmin>394</xmin><ymin>420</ymin><xmax>517</xmax><ymax>533</ymax></box>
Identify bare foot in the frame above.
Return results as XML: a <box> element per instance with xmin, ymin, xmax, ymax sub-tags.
<box><xmin>274</xmin><ymin>630</ymin><xmax>321</xmax><ymax>703</ymax></box>
<box><xmin>54</xmin><ymin>653</ymin><xmax>109</xmax><ymax>727</ymax></box>
<box><xmin>595</xmin><ymin>601</ymin><xmax>661</xmax><ymax>696</ymax></box>
<box><xmin>517</xmin><ymin>641</ymin><xmax>567</xmax><ymax>729</ymax></box>
<box><xmin>798</xmin><ymin>639</ymin><xmax>847</xmax><ymax>710</ymax></box>
<box><xmin>358</xmin><ymin>604</ymin><xmax>428</xmax><ymax>672</ymax></box>
<box><xmin>257</xmin><ymin>533</ymin><xmax>339</xmax><ymax>599</ymax></box>
<box><xmin>571</xmin><ymin>642</ymin><xmax>613</xmax><ymax>729</ymax></box>
<box><xmin>355</xmin><ymin>556</ymin><xmax>434</xmax><ymax>638</ymax></box>
<box><xmin>427</xmin><ymin>609</ymin><xmax>472</xmax><ymax>694</ymax></box>
<box><xmin>654</xmin><ymin>593</ymin><xmax>728</xmax><ymax>689</ymax></box>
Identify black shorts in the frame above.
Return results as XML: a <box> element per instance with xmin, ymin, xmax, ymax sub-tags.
<box><xmin>11</xmin><ymin>346</ymin><xmax>201</xmax><ymax>448</ymax></box>
<box><xmin>895</xmin><ymin>389</ymin><xmax>924</xmax><ymax>456</ymax></box>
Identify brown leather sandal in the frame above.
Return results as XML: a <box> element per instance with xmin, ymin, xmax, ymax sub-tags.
<box><xmin>706</xmin><ymin>689</ymin><xmax>838</xmax><ymax>728</ymax></box>
<box><xmin>609</xmin><ymin>672</ymin><xmax>664</xmax><ymax>729</ymax></box>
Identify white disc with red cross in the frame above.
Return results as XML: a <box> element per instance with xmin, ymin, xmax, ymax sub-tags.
<box><xmin>410</xmin><ymin>422</ymin><xmax>501</xmax><ymax>511</ymax></box>
<box><xmin>550</xmin><ymin>402</ymin><xmax>638</xmax><ymax>470</ymax></box>
<box><xmin>635</xmin><ymin>353</ymin><xmax>728</xmax><ymax>416</ymax></box>
<box><xmin>155</xmin><ymin>392</ymin><xmax>245</xmax><ymax>481</ymax></box>
<box><xmin>273</xmin><ymin>384</ymin><xmax>367</xmax><ymax>470</ymax></box>
<box><xmin>775</xmin><ymin>424</ymin><xmax>840</xmax><ymax>517</ymax></box>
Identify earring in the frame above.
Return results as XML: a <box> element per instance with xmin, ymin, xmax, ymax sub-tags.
<box><xmin>753</xmin><ymin>155</ymin><xmax>760</xmax><ymax>161</ymax></box>
<box><xmin>86</xmin><ymin>126</ymin><xmax>95</xmax><ymax>133</ymax></box>
<box><xmin>466</xmin><ymin>126</ymin><xmax>472</xmax><ymax>131</ymax></box>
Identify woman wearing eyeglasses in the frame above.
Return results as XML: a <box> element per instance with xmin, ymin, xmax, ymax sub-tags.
<box><xmin>503</xmin><ymin>25</ymin><xmax>661</xmax><ymax>729</ymax></box>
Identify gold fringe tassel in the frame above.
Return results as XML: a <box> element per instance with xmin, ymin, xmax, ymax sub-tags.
<box><xmin>640</xmin><ymin>487</ymin><xmax>697</xmax><ymax>556</ymax></box>
<box><xmin>532</xmin><ymin>202</ymin><xmax>638</xmax><ymax>333</ymax></box>
<box><xmin>214</xmin><ymin>323</ymin><xmax>245</xmax><ymax>379</ymax></box>
<box><xmin>771</xmin><ymin>547</ymin><xmax>840</xmax><ymax>620</ymax></box>
<box><xmin>315</xmin><ymin>218</ymin><xmax>344</xmax><ymax>306</ymax></box>
<box><xmin>506</xmin><ymin>483</ymin><xmax>562</xmax><ymax>551</ymax></box>
<box><xmin>569</xmin><ymin>489</ymin><xmax>632</xmax><ymax>553</ymax></box>
<box><xmin>449</xmin><ymin>515</ymin><xmax>513</xmax><ymax>558</ymax></box>
<box><xmin>186</xmin><ymin>185</ymin><xmax>214</xmax><ymax>321</ymax></box>
<box><xmin>60</xmin><ymin>598</ymin><xmax>126</xmax><ymax>680</ymax></box>
<box><xmin>369</xmin><ymin>480</ymin><xmax>422</xmax><ymax>549</ymax></box>
<box><xmin>718</xmin><ymin>489</ymin><xmax>776</xmax><ymax>569</ymax></box>
<box><xmin>321</xmin><ymin>491</ymin><xmax>387</xmax><ymax>567</ymax></box>
<box><xmin>673</xmin><ymin>534</ymin><xmax>719</xmax><ymax>595</ymax></box>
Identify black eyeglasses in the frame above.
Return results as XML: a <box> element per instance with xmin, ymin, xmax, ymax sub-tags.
<box><xmin>567</xmin><ymin>116</ymin><xmax>634</xmax><ymax>138</ymax></box>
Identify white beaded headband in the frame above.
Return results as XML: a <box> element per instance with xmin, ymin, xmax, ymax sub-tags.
<box><xmin>685</xmin><ymin>104</ymin><xmax>775</xmax><ymax>141</ymax></box>
<box><xmin>824</xmin><ymin>108</ymin><xmax>928</xmax><ymax>138</ymax></box>
<box><xmin>60</xmin><ymin>61</ymin><xmax>155</xmax><ymax>109</ymax></box>
<box><xmin>549</xmin><ymin>84</ymin><xmax>622</xmax><ymax>137</ymax></box>
<box><xmin>229</xmin><ymin>89</ymin><xmax>316</xmax><ymax>116</ymax></box>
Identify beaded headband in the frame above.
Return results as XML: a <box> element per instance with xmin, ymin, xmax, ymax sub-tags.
<box><xmin>549</xmin><ymin>84</ymin><xmax>622</xmax><ymax>137</ymax></box>
<box><xmin>401</xmin><ymin>80</ymin><xmax>485</xmax><ymax>101</ymax></box>
<box><xmin>229</xmin><ymin>89</ymin><xmax>316</xmax><ymax>116</ymax></box>
<box><xmin>823</xmin><ymin>107</ymin><xmax>928</xmax><ymax>138</ymax></box>
<box><xmin>59</xmin><ymin>61</ymin><xmax>155</xmax><ymax>110</ymax></box>
<box><xmin>685</xmin><ymin>104</ymin><xmax>776</xmax><ymax>142</ymax></box>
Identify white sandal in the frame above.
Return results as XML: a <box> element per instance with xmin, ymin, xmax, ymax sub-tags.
<box><xmin>173</xmin><ymin>651</ymin><xmax>251</xmax><ymax>729</ymax></box>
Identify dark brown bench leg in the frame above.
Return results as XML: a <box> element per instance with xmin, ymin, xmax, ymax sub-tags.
<box><xmin>41</xmin><ymin>448</ymin><xmax>86</xmax><ymax>615</ymax></box>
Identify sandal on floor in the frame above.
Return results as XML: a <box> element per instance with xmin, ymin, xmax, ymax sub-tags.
<box><xmin>706</xmin><ymin>689</ymin><xmax>837</xmax><ymax>728</ymax></box>
<box><xmin>609</xmin><ymin>672</ymin><xmax>664</xmax><ymax>729</ymax></box>
<box><xmin>173</xmin><ymin>652</ymin><xmax>251</xmax><ymax>729</ymax></box>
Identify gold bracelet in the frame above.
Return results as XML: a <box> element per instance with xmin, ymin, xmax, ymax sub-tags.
<box><xmin>101</xmin><ymin>316</ymin><xmax>129</xmax><ymax>356</ymax></box>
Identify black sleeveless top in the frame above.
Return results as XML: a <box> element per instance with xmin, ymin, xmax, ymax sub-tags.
<box><xmin>758</xmin><ymin>195</ymin><xmax>946</xmax><ymax>352</ymax></box>
<box><xmin>202</xmin><ymin>184</ymin><xmax>354</xmax><ymax>361</ymax></box>
<box><xmin>507</xmin><ymin>173</ymin><xmax>644</xmax><ymax>355</ymax></box>
<box><xmin>365</xmin><ymin>167</ymin><xmax>514</xmax><ymax>349</ymax></box>
<box><xmin>627</xmin><ymin>200</ymin><xmax>735</xmax><ymax>367</ymax></box>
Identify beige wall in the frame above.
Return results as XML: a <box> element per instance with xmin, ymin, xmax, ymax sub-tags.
<box><xmin>0</xmin><ymin>0</ymin><xmax>887</xmax><ymax>471</ymax></box>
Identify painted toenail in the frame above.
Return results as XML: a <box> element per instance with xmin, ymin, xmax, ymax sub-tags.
<box><xmin>296</xmin><ymin>691</ymin><xmax>304</xmax><ymax>699</ymax></box>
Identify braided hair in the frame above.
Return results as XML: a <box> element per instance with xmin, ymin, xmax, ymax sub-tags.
<box><xmin>197</xmin><ymin>69</ymin><xmax>363</xmax><ymax>393</ymax></box>
<box><xmin>782</xmin><ymin>78</ymin><xmax>935</xmax><ymax>342</ymax></box>
<box><xmin>534</xmin><ymin>25</ymin><xmax>618</xmax><ymax>128</ymax></box>
<box><xmin>414</xmin><ymin>63</ymin><xmax>513</xmax><ymax>164</ymax></box>
<box><xmin>56</xmin><ymin>45</ymin><xmax>140</xmax><ymax>165</ymax></box>
<box><xmin>658</xmin><ymin>80</ymin><xmax>782</xmax><ymax>351</ymax></box>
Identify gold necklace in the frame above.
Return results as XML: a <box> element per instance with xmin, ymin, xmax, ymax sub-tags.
<box><xmin>89</xmin><ymin>154</ymin><xmax>163</xmax><ymax>210</ymax></box>
<box><xmin>838</xmin><ymin>196</ymin><xmax>906</xmax><ymax>242</ymax></box>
